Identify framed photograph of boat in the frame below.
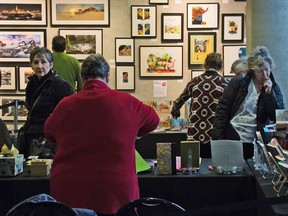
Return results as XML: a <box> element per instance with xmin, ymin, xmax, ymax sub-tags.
<box><xmin>0</xmin><ymin>0</ymin><xmax>47</xmax><ymax>26</ymax></box>
<box><xmin>51</xmin><ymin>0</ymin><xmax>110</xmax><ymax>27</ymax></box>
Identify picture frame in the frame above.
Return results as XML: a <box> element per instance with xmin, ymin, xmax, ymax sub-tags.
<box><xmin>191</xmin><ymin>69</ymin><xmax>204</xmax><ymax>79</ymax></box>
<box><xmin>0</xmin><ymin>67</ymin><xmax>17</xmax><ymax>91</ymax></box>
<box><xmin>161</xmin><ymin>13</ymin><xmax>183</xmax><ymax>43</ymax></box>
<box><xmin>59</xmin><ymin>29</ymin><xmax>103</xmax><ymax>60</ymax></box>
<box><xmin>149</xmin><ymin>0</ymin><xmax>169</xmax><ymax>5</ymax></box>
<box><xmin>18</xmin><ymin>66</ymin><xmax>33</xmax><ymax>91</ymax></box>
<box><xmin>116</xmin><ymin>65</ymin><xmax>135</xmax><ymax>91</ymax></box>
<box><xmin>223</xmin><ymin>45</ymin><xmax>246</xmax><ymax>76</ymax></box>
<box><xmin>139</xmin><ymin>46</ymin><xmax>183</xmax><ymax>78</ymax></box>
<box><xmin>51</xmin><ymin>0</ymin><xmax>110</xmax><ymax>27</ymax></box>
<box><xmin>0</xmin><ymin>0</ymin><xmax>47</xmax><ymax>26</ymax></box>
<box><xmin>0</xmin><ymin>94</ymin><xmax>28</xmax><ymax>121</ymax></box>
<box><xmin>187</xmin><ymin>3</ymin><xmax>219</xmax><ymax>30</ymax></box>
<box><xmin>0</xmin><ymin>30</ymin><xmax>46</xmax><ymax>62</ymax></box>
<box><xmin>131</xmin><ymin>5</ymin><xmax>157</xmax><ymax>38</ymax></box>
<box><xmin>115</xmin><ymin>38</ymin><xmax>135</xmax><ymax>64</ymax></box>
<box><xmin>188</xmin><ymin>32</ymin><xmax>216</xmax><ymax>67</ymax></box>
<box><xmin>222</xmin><ymin>13</ymin><xmax>244</xmax><ymax>43</ymax></box>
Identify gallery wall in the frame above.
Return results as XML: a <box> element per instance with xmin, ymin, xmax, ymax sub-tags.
<box><xmin>0</xmin><ymin>0</ymin><xmax>246</xmax><ymax>129</ymax></box>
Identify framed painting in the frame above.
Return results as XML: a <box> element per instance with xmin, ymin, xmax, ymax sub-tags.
<box><xmin>139</xmin><ymin>46</ymin><xmax>183</xmax><ymax>78</ymax></box>
<box><xmin>116</xmin><ymin>65</ymin><xmax>135</xmax><ymax>91</ymax></box>
<box><xmin>188</xmin><ymin>32</ymin><xmax>216</xmax><ymax>67</ymax></box>
<box><xmin>131</xmin><ymin>5</ymin><xmax>157</xmax><ymax>38</ymax></box>
<box><xmin>191</xmin><ymin>69</ymin><xmax>204</xmax><ymax>79</ymax></box>
<box><xmin>161</xmin><ymin>13</ymin><xmax>183</xmax><ymax>43</ymax></box>
<box><xmin>59</xmin><ymin>29</ymin><xmax>103</xmax><ymax>60</ymax></box>
<box><xmin>0</xmin><ymin>0</ymin><xmax>47</xmax><ymax>26</ymax></box>
<box><xmin>222</xmin><ymin>13</ymin><xmax>244</xmax><ymax>43</ymax></box>
<box><xmin>149</xmin><ymin>0</ymin><xmax>169</xmax><ymax>5</ymax></box>
<box><xmin>0</xmin><ymin>94</ymin><xmax>28</xmax><ymax>121</ymax></box>
<box><xmin>0</xmin><ymin>30</ymin><xmax>46</xmax><ymax>62</ymax></box>
<box><xmin>187</xmin><ymin>3</ymin><xmax>219</xmax><ymax>30</ymax></box>
<box><xmin>115</xmin><ymin>38</ymin><xmax>135</xmax><ymax>64</ymax></box>
<box><xmin>51</xmin><ymin>0</ymin><xmax>110</xmax><ymax>27</ymax></box>
<box><xmin>0</xmin><ymin>67</ymin><xmax>17</xmax><ymax>91</ymax></box>
<box><xmin>223</xmin><ymin>45</ymin><xmax>246</xmax><ymax>76</ymax></box>
<box><xmin>18</xmin><ymin>66</ymin><xmax>33</xmax><ymax>91</ymax></box>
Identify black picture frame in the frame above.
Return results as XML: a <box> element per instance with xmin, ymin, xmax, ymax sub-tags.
<box><xmin>222</xmin><ymin>13</ymin><xmax>244</xmax><ymax>43</ymax></box>
<box><xmin>161</xmin><ymin>13</ymin><xmax>183</xmax><ymax>43</ymax></box>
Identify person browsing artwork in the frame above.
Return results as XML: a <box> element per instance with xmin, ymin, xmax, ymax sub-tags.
<box><xmin>44</xmin><ymin>53</ymin><xmax>159</xmax><ymax>216</ymax></box>
<box><xmin>212</xmin><ymin>46</ymin><xmax>285</xmax><ymax>158</ymax></box>
<box><xmin>18</xmin><ymin>47</ymin><xmax>73</xmax><ymax>158</ymax></box>
<box><xmin>171</xmin><ymin>52</ymin><xmax>228</xmax><ymax>158</ymax></box>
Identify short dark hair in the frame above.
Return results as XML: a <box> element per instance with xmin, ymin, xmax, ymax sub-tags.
<box><xmin>30</xmin><ymin>47</ymin><xmax>53</xmax><ymax>64</ymax></box>
<box><xmin>81</xmin><ymin>54</ymin><xmax>110</xmax><ymax>81</ymax></box>
<box><xmin>203</xmin><ymin>52</ymin><xmax>223</xmax><ymax>71</ymax></box>
<box><xmin>52</xmin><ymin>35</ymin><xmax>66</xmax><ymax>52</ymax></box>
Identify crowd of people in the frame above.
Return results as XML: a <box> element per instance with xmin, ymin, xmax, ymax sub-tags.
<box><xmin>1</xmin><ymin>39</ymin><xmax>284</xmax><ymax>216</ymax></box>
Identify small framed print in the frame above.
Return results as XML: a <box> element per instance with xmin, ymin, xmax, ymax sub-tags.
<box><xmin>18</xmin><ymin>66</ymin><xmax>33</xmax><ymax>91</ymax></box>
<box><xmin>115</xmin><ymin>38</ymin><xmax>135</xmax><ymax>64</ymax></box>
<box><xmin>116</xmin><ymin>65</ymin><xmax>135</xmax><ymax>91</ymax></box>
<box><xmin>131</xmin><ymin>5</ymin><xmax>157</xmax><ymax>38</ymax></box>
<box><xmin>188</xmin><ymin>32</ymin><xmax>216</xmax><ymax>67</ymax></box>
<box><xmin>149</xmin><ymin>0</ymin><xmax>169</xmax><ymax>5</ymax></box>
<box><xmin>0</xmin><ymin>94</ymin><xmax>28</xmax><ymax>121</ymax></box>
<box><xmin>59</xmin><ymin>29</ymin><xmax>103</xmax><ymax>60</ymax></box>
<box><xmin>223</xmin><ymin>45</ymin><xmax>246</xmax><ymax>76</ymax></box>
<box><xmin>51</xmin><ymin>0</ymin><xmax>110</xmax><ymax>27</ymax></box>
<box><xmin>161</xmin><ymin>13</ymin><xmax>183</xmax><ymax>43</ymax></box>
<box><xmin>222</xmin><ymin>13</ymin><xmax>244</xmax><ymax>43</ymax></box>
<box><xmin>191</xmin><ymin>70</ymin><xmax>204</xmax><ymax>79</ymax></box>
<box><xmin>187</xmin><ymin>3</ymin><xmax>219</xmax><ymax>30</ymax></box>
<box><xmin>0</xmin><ymin>67</ymin><xmax>17</xmax><ymax>91</ymax></box>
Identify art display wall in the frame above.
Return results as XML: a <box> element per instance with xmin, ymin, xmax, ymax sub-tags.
<box><xmin>0</xmin><ymin>0</ymin><xmax>246</xmax><ymax>129</ymax></box>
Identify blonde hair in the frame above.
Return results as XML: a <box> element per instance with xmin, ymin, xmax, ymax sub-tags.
<box><xmin>230</xmin><ymin>59</ymin><xmax>247</xmax><ymax>75</ymax></box>
<box><xmin>247</xmin><ymin>46</ymin><xmax>275</xmax><ymax>71</ymax></box>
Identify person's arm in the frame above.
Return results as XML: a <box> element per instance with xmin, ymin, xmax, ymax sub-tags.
<box><xmin>75</xmin><ymin>61</ymin><xmax>83</xmax><ymax>92</ymax></box>
<box><xmin>54</xmin><ymin>78</ymin><xmax>74</xmax><ymax>103</ymax></box>
<box><xmin>170</xmin><ymin>81</ymin><xmax>193</xmax><ymax>118</ymax></box>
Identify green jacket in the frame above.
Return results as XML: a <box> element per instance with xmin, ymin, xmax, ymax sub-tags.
<box><xmin>53</xmin><ymin>52</ymin><xmax>82</xmax><ymax>92</ymax></box>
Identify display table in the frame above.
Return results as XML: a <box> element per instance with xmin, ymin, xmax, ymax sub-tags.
<box><xmin>247</xmin><ymin>159</ymin><xmax>288</xmax><ymax>216</ymax></box>
<box><xmin>0</xmin><ymin>159</ymin><xmax>257</xmax><ymax>216</ymax></box>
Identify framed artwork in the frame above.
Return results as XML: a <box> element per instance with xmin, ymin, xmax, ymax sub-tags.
<box><xmin>59</xmin><ymin>29</ymin><xmax>103</xmax><ymax>60</ymax></box>
<box><xmin>115</xmin><ymin>38</ymin><xmax>135</xmax><ymax>64</ymax></box>
<box><xmin>222</xmin><ymin>13</ymin><xmax>244</xmax><ymax>43</ymax></box>
<box><xmin>0</xmin><ymin>94</ymin><xmax>28</xmax><ymax>121</ymax></box>
<box><xmin>0</xmin><ymin>0</ymin><xmax>47</xmax><ymax>26</ymax></box>
<box><xmin>131</xmin><ymin>5</ymin><xmax>157</xmax><ymax>38</ymax></box>
<box><xmin>139</xmin><ymin>46</ymin><xmax>183</xmax><ymax>78</ymax></box>
<box><xmin>0</xmin><ymin>67</ymin><xmax>17</xmax><ymax>91</ymax></box>
<box><xmin>18</xmin><ymin>66</ymin><xmax>33</xmax><ymax>91</ymax></box>
<box><xmin>0</xmin><ymin>30</ymin><xmax>46</xmax><ymax>62</ymax></box>
<box><xmin>51</xmin><ymin>0</ymin><xmax>110</xmax><ymax>27</ymax></box>
<box><xmin>191</xmin><ymin>69</ymin><xmax>204</xmax><ymax>79</ymax></box>
<box><xmin>187</xmin><ymin>3</ymin><xmax>219</xmax><ymax>30</ymax></box>
<box><xmin>149</xmin><ymin>0</ymin><xmax>169</xmax><ymax>5</ymax></box>
<box><xmin>188</xmin><ymin>32</ymin><xmax>216</xmax><ymax>67</ymax></box>
<box><xmin>161</xmin><ymin>13</ymin><xmax>183</xmax><ymax>43</ymax></box>
<box><xmin>223</xmin><ymin>45</ymin><xmax>246</xmax><ymax>76</ymax></box>
<box><xmin>116</xmin><ymin>65</ymin><xmax>135</xmax><ymax>91</ymax></box>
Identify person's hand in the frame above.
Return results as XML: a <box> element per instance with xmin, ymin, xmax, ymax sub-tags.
<box><xmin>263</xmin><ymin>78</ymin><xmax>272</xmax><ymax>93</ymax></box>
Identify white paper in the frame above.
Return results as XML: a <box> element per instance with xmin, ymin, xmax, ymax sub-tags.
<box><xmin>153</xmin><ymin>80</ymin><xmax>167</xmax><ymax>98</ymax></box>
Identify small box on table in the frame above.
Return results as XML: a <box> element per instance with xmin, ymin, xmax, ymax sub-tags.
<box><xmin>156</xmin><ymin>142</ymin><xmax>176</xmax><ymax>175</ymax></box>
<box><xmin>0</xmin><ymin>154</ymin><xmax>24</xmax><ymax>176</ymax></box>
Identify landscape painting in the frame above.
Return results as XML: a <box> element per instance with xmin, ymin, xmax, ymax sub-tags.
<box><xmin>0</xmin><ymin>30</ymin><xmax>46</xmax><ymax>62</ymax></box>
<box><xmin>51</xmin><ymin>0</ymin><xmax>110</xmax><ymax>26</ymax></box>
<box><xmin>0</xmin><ymin>0</ymin><xmax>47</xmax><ymax>26</ymax></box>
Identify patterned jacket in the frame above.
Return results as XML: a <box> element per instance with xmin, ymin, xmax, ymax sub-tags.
<box><xmin>171</xmin><ymin>70</ymin><xmax>228</xmax><ymax>144</ymax></box>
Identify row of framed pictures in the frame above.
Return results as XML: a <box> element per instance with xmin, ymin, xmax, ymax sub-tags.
<box><xmin>0</xmin><ymin>0</ymin><xmax>110</xmax><ymax>27</ymax></box>
<box><xmin>131</xmin><ymin>4</ymin><xmax>244</xmax><ymax>43</ymax></box>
